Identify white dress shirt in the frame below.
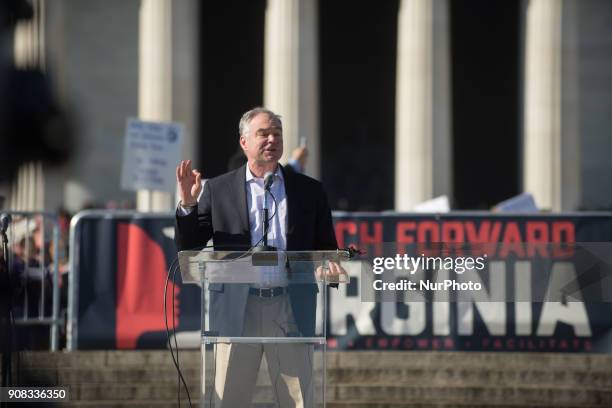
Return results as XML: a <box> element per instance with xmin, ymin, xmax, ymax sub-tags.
<box><xmin>178</xmin><ymin>164</ymin><xmax>289</xmax><ymax>287</ymax></box>
<box><xmin>245</xmin><ymin>165</ymin><xmax>288</xmax><ymax>287</ymax></box>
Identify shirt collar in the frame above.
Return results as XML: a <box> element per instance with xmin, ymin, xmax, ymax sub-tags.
<box><xmin>245</xmin><ymin>163</ymin><xmax>284</xmax><ymax>184</ymax></box>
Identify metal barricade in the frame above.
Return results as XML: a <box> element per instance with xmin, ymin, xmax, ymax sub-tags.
<box><xmin>2</xmin><ymin>212</ymin><xmax>63</xmax><ymax>351</ymax></box>
<box><xmin>66</xmin><ymin>210</ymin><xmax>177</xmax><ymax>351</ymax></box>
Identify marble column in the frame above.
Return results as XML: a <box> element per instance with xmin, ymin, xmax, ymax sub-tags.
<box><xmin>395</xmin><ymin>0</ymin><xmax>451</xmax><ymax>211</ymax></box>
<box><xmin>10</xmin><ymin>0</ymin><xmax>46</xmax><ymax>211</ymax></box>
<box><xmin>137</xmin><ymin>0</ymin><xmax>173</xmax><ymax>211</ymax></box>
<box><xmin>264</xmin><ymin>0</ymin><xmax>320</xmax><ymax>178</ymax></box>
<box><xmin>523</xmin><ymin>0</ymin><xmax>563</xmax><ymax>211</ymax></box>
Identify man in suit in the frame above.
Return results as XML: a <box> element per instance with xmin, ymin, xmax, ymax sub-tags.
<box><xmin>175</xmin><ymin>107</ymin><xmax>342</xmax><ymax>407</ymax></box>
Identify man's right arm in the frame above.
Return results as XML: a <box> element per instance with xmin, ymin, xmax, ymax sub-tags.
<box><xmin>175</xmin><ymin>179</ymin><xmax>213</xmax><ymax>251</ymax></box>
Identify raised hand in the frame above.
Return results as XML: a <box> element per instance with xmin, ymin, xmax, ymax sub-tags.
<box><xmin>176</xmin><ymin>159</ymin><xmax>202</xmax><ymax>206</ymax></box>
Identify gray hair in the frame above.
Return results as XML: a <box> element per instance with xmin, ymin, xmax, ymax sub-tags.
<box><xmin>238</xmin><ymin>107</ymin><xmax>282</xmax><ymax>138</ymax></box>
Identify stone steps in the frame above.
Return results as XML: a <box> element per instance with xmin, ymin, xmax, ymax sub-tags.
<box><xmin>328</xmin><ymin>352</ymin><xmax>612</xmax><ymax>371</ymax></box>
<box><xmin>5</xmin><ymin>351</ymin><xmax>612</xmax><ymax>407</ymax></box>
<box><xmin>15</xmin><ymin>350</ymin><xmax>612</xmax><ymax>370</ymax></box>
<box><xmin>32</xmin><ymin>382</ymin><xmax>610</xmax><ymax>404</ymax></box>
<box><xmin>330</xmin><ymin>384</ymin><xmax>612</xmax><ymax>405</ymax></box>
<box><xmin>19</xmin><ymin>367</ymin><xmax>202</xmax><ymax>385</ymax></box>
<box><xmin>328</xmin><ymin>367</ymin><xmax>612</xmax><ymax>388</ymax></box>
<box><xmin>19</xmin><ymin>366</ymin><xmax>612</xmax><ymax>389</ymax></box>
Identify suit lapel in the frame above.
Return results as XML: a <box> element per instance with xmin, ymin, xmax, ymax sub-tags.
<box><xmin>281</xmin><ymin>164</ymin><xmax>298</xmax><ymax>250</ymax></box>
<box><xmin>234</xmin><ymin>164</ymin><xmax>249</xmax><ymax>234</ymax></box>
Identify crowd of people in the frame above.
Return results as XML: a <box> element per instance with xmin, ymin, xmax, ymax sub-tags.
<box><xmin>0</xmin><ymin>210</ymin><xmax>70</xmax><ymax>349</ymax></box>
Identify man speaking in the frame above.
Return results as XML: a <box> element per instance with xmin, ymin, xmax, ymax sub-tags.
<box><xmin>175</xmin><ymin>107</ymin><xmax>341</xmax><ymax>407</ymax></box>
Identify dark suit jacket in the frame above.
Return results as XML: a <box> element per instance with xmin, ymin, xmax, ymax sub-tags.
<box><xmin>175</xmin><ymin>163</ymin><xmax>337</xmax><ymax>337</ymax></box>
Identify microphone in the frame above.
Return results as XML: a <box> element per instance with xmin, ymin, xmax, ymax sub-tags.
<box><xmin>0</xmin><ymin>214</ymin><xmax>11</xmax><ymax>235</ymax></box>
<box><xmin>263</xmin><ymin>171</ymin><xmax>275</xmax><ymax>191</ymax></box>
<box><xmin>261</xmin><ymin>172</ymin><xmax>276</xmax><ymax>251</ymax></box>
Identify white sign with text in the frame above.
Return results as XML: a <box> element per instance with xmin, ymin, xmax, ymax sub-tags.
<box><xmin>121</xmin><ymin>118</ymin><xmax>183</xmax><ymax>193</ymax></box>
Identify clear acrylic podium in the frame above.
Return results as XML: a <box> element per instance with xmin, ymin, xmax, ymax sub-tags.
<box><xmin>178</xmin><ymin>249</ymin><xmax>351</xmax><ymax>408</ymax></box>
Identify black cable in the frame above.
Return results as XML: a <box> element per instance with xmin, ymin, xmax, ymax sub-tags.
<box><xmin>172</xmin><ymin>262</ymin><xmax>181</xmax><ymax>407</ymax></box>
<box><xmin>164</xmin><ymin>240</ymin><xmax>245</xmax><ymax>407</ymax></box>
<box><xmin>1</xmin><ymin>229</ymin><xmax>14</xmax><ymax>393</ymax></box>
<box><xmin>168</xmin><ymin>244</ymin><xmax>222</xmax><ymax>407</ymax></box>
<box><xmin>266</xmin><ymin>189</ymin><xmax>278</xmax><ymax>231</ymax></box>
<box><xmin>167</xmin><ymin>195</ymin><xmax>282</xmax><ymax>407</ymax></box>
<box><xmin>164</xmin><ymin>243</ymin><xmax>257</xmax><ymax>408</ymax></box>
<box><xmin>164</xmin><ymin>260</ymin><xmax>184</xmax><ymax>405</ymax></box>
<box><xmin>164</xmin><ymin>258</ymin><xmax>194</xmax><ymax>408</ymax></box>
